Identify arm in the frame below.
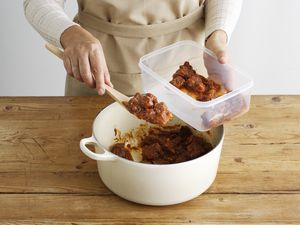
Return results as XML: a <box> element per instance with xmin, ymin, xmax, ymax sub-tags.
<box><xmin>204</xmin><ymin>0</ymin><xmax>243</xmax><ymax>63</ymax></box>
<box><xmin>23</xmin><ymin>0</ymin><xmax>112</xmax><ymax>95</ymax></box>
<box><xmin>23</xmin><ymin>0</ymin><xmax>77</xmax><ymax>48</ymax></box>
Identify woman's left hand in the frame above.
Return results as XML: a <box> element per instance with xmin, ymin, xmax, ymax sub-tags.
<box><xmin>205</xmin><ymin>30</ymin><xmax>228</xmax><ymax>64</ymax></box>
<box><xmin>204</xmin><ymin>30</ymin><xmax>235</xmax><ymax>90</ymax></box>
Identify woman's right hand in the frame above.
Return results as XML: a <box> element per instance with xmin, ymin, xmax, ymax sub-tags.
<box><xmin>60</xmin><ymin>25</ymin><xmax>112</xmax><ymax>95</ymax></box>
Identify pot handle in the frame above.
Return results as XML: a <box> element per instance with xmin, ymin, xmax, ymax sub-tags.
<box><xmin>80</xmin><ymin>136</ymin><xmax>117</xmax><ymax>161</ymax></box>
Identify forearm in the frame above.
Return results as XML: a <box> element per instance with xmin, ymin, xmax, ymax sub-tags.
<box><xmin>23</xmin><ymin>0</ymin><xmax>79</xmax><ymax>48</ymax></box>
<box><xmin>205</xmin><ymin>0</ymin><xmax>243</xmax><ymax>42</ymax></box>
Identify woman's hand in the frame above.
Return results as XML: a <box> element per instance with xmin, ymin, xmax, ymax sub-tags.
<box><xmin>204</xmin><ymin>30</ymin><xmax>234</xmax><ymax>90</ymax></box>
<box><xmin>60</xmin><ymin>25</ymin><xmax>112</xmax><ymax>95</ymax></box>
<box><xmin>205</xmin><ymin>30</ymin><xmax>228</xmax><ymax>64</ymax></box>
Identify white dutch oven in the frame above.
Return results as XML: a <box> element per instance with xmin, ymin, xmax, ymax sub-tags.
<box><xmin>80</xmin><ymin>102</ymin><xmax>224</xmax><ymax>206</ymax></box>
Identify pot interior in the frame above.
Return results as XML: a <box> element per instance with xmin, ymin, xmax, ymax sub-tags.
<box><xmin>93</xmin><ymin>103</ymin><xmax>224</xmax><ymax>161</ymax></box>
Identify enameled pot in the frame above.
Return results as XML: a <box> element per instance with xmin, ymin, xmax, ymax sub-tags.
<box><xmin>80</xmin><ymin>102</ymin><xmax>224</xmax><ymax>206</ymax></box>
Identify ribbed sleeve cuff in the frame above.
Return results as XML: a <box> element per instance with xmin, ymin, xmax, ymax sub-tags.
<box><xmin>23</xmin><ymin>0</ymin><xmax>80</xmax><ymax>49</ymax></box>
<box><xmin>50</xmin><ymin>20</ymin><xmax>79</xmax><ymax>48</ymax></box>
<box><xmin>205</xmin><ymin>23</ymin><xmax>231</xmax><ymax>43</ymax></box>
<box><xmin>204</xmin><ymin>0</ymin><xmax>243</xmax><ymax>43</ymax></box>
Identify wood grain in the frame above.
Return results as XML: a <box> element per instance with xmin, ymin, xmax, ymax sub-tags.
<box><xmin>0</xmin><ymin>194</ymin><xmax>299</xmax><ymax>223</ymax></box>
<box><xmin>0</xmin><ymin>95</ymin><xmax>299</xmax><ymax>224</ymax></box>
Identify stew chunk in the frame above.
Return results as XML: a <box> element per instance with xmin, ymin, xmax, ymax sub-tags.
<box><xmin>170</xmin><ymin>61</ymin><xmax>227</xmax><ymax>101</ymax></box>
<box><xmin>123</xmin><ymin>93</ymin><xmax>173</xmax><ymax>125</ymax></box>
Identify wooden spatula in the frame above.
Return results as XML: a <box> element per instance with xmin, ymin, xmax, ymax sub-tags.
<box><xmin>45</xmin><ymin>43</ymin><xmax>129</xmax><ymax>104</ymax></box>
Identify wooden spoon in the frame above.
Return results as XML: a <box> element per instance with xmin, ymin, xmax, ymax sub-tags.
<box><xmin>45</xmin><ymin>43</ymin><xmax>173</xmax><ymax>126</ymax></box>
<box><xmin>45</xmin><ymin>43</ymin><xmax>129</xmax><ymax>104</ymax></box>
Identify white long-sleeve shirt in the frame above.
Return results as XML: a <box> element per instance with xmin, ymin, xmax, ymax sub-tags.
<box><xmin>23</xmin><ymin>0</ymin><xmax>242</xmax><ymax>48</ymax></box>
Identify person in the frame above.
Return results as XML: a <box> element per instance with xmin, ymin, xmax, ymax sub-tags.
<box><xmin>24</xmin><ymin>0</ymin><xmax>242</xmax><ymax>96</ymax></box>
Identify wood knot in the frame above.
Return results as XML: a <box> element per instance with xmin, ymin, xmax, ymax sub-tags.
<box><xmin>5</xmin><ymin>105</ymin><xmax>13</xmax><ymax>111</ymax></box>
<box><xmin>81</xmin><ymin>159</ymin><xmax>88</xmax><ymax>164</ymax></box>
<box><xmin>272</xmin><ymin>96</ymin><xmax>281</xmax><ymax>102</ymax></box>
<box><xmin>234</xmin><ymin>157</ymin><xmax>243</xmax><ymax>163</ymax></box>
<box><xmin>76</xmin><ymin>159</ymin><xmax>89</xmax><ymax>169</ymax></box>
<box><xmin>218</xmin><ymin>197</ymin><xmax>224</xmax><ymax>202</ymax></box>
<box><xmin>244</xmin><ymin>123</ymin><xmax>255</xmax><ymax>129</ymax></box>
<box><xmin>75</xmin><ymin>165</ymin><xmax>82</xmax><ymax>170</ymax></box>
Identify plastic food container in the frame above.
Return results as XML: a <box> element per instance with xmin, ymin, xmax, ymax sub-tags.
<box><xmin>139</xmin><ymin>40</ymin><xmax>253</xmax><ymax>131</ymax></box>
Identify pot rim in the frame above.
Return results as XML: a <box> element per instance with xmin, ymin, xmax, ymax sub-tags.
<box><xmin>91</xmin><ymin>102</ymin><xmax>225</xmax><ymax>168</ymax></box>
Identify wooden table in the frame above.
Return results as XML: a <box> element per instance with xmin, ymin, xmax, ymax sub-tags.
<box><xmin>0</xmin><ymin>95</ymin><xmax>299</xmax><ymax>224</ymax></box>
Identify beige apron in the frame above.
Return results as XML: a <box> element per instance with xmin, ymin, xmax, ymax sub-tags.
<box><xmin>65</xmin><ymin>0</ymin><xmax>206</xmax><ymax>96</ymax></box>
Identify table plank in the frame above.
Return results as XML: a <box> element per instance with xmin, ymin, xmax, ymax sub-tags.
<box><xmin>0</xmin><ymin>222</ymin><xmax>296</xmax><ymax>225</ymax></box>
<box><xmin>0</xmin><ymin>143</ymin><xmax>299</xmax><ymax>194</ymax></box>
<box><xmin>0</xmin><ymin>194</ymin><xmax>299</xmax><ymax>224</ymax></box>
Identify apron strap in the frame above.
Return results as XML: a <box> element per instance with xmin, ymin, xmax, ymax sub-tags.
<box><xmin>77</xmin><ymin>5</ymin><xmax>204</xmax><ymax>38</ymax></box>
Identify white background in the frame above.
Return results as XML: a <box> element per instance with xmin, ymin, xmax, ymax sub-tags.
<box><xmin>1</xmin><ymin>0</ymin><xmax>299</xmax><ymax>96</ymax></box>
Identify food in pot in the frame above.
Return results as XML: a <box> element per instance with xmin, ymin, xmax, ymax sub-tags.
<box><xmin>110</xmin><ymin>125</ymin><xmax>213</xmax><ymax>164</ymax></box>
<box><xmin>170</xmin><ymin>61</ymin><xmax>227</xmax><ymax>101</ymax></box>
<box><xmin>123</xmin><ymin>93</ymin><xmax>173</xmax><ymax>125</ymax></box>
<box><xmin>111</xmin><ymin>143</ymin><xmax>133</xmax><ymax>161</ymax></box>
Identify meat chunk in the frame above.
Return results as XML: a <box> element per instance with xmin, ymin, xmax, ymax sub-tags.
<box><xmin>123</xmin><ymin>93</ymin><xmax>173</xmax><ymax>125</ymax></box>
<box><xmin>186</xmin><ymin>136</ymin><xmax>207</xmax><ymax>158</ymax></box>
<box><xmin>111</xmin><ymin>143</ymin><xmax>133</xmax><ymax>161</ymax></box>
<box><xmin>170</xmin><ymin>76</ymin><xmax>185</xmax><ymax>88</ymax></box>
<box><xmin>173</xmin><ymin>61</ymin><xmax>195</xmax><ymax>80</ymax></box>
<box><xmin>140</xmin><ymin>126</ymin><xmax>213</xmax><ymax>164</ymax></box>
<box><xmin>185</xmin><ymin>75</ymin><xmax>206</xmax><ymax>93</ymax></box>
<box><xmin>169</xmin><ymin>61</ymin><xmax>227</xmax><ymax>101</ymax></box>
<box><xmin>142</xmin><ymin>143</ymin><xmax>163</xmax><ymax>161</ymax></box>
